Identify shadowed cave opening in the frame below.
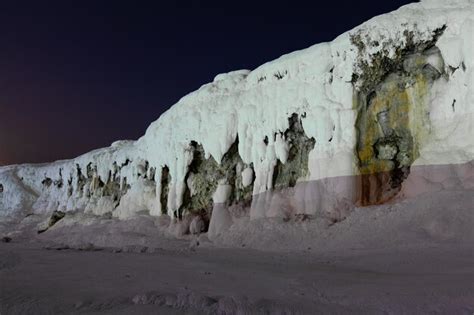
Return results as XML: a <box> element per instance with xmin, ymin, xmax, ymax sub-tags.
<box><xmin>160</xmin><ymin>165</ymin><xmax>171</xmax><ymax>215</ymax></box>
<box><xmin>177</xmin><ymin>137</ymin><xmax>254</xmax><ymax>225</ymax></box>
<box><xmin>272</xmin><ymin>114</ymin><xmax>315</xmax><ymax>189</ymax></box>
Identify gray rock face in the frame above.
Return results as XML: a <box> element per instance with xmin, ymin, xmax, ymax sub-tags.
<box><xmin>272</xmin><ymin>114</ymin><xmax>315</xmax><ymax>190</ymax></box>
<box><xmin>354</xmin><ymin>31</ymin><xmax>447</xmax><ymax>205</ymax></box>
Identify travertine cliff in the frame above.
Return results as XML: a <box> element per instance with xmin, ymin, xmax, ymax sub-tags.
<box><xmin>1</xmin><ymin>0</ymin><xmax>472</xmax><ymax>239</ymax></box>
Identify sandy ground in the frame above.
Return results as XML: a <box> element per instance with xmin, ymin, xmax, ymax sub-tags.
<box><xmin>1</xmin><ymin>239</ymin><xmax>473</xmax><ymax>314</ymax></box>
<box><xmin>1</xmin><ymin>189</ymin><xmax>473</xmax><ymax>314</ymax></box>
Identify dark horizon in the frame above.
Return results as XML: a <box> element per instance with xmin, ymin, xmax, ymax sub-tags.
<box><xmin>0</xmin><ymin>0</ymin><xmax>415</xmax><ymax>165</ymax></box>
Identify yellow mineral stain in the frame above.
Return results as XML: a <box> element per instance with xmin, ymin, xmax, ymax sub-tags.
<box><xmin>356</xmin><ymin>72</ymin><xmax>430</xmax><ymax>176</ymax></box>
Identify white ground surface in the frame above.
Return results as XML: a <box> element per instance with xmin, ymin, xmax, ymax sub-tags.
<box><xmin>1</xmin><ymin>189</ymin><xmax>473</xmax><ymax>314</ymax></box>
<box><xmin>1</xmin><ymin>241</ymin><xmax>473</xmax><ymax>315</ymax></box>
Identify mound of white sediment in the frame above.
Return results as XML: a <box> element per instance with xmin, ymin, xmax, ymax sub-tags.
<box><xmin>0</xmin><ymin>0</ymin><xmax>472</xmax><ymax>245</ymax></box>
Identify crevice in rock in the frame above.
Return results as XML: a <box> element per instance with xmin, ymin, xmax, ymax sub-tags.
<box><xmin>86</xmin><ymin>162</ymin><xmax>94</xmax><ymax>178</ymax></box>
<box><xmin>69</xmin><ymin>160</ymin><xmax>132</xmax><ymax>209</ymax></box>
<box><xmin>180</xmin><ymin>137</ymin><xmax>254</xmax><ymax>225</ymax></box>
<box><xmin>76</xmin><ymin>164</ymin><xmax>87</xmax><ymax>194</ymax></box>
<box><xmin>274</xmin><ymin>70</ymin><xmax>287</xmax><ymax>80</ymax></box>
<box><xmin>67</xmin><ymin>175</ymin><xmax>73</xmax><ymax>197</ymax></box>
<box><xmin>49</xmin><ymin>169</ymin><xmax>64</xmax><ymax>189</ymax></box>
<box><xmin>353</xmin><ymin>30</ymin><xmax>446</xmax><ymax>206</ymax></box>
<box><xmin>272</xmin><ymin>114</ymin><xmax>315</xmax><ymax>190</ymax></box>
<box><xmin>160</xmin><ymin>166</ymin><xmax>171</xmax><ymax>215</ymax></box>
<box><xmin>149</xmin><ymin>167</ymin><xmax>156</xmax><ymax>182</ymax></box>
<box><xmin>53</xmin><ymin>178</ymin><xmax>63</xmax><ymax>189</ymax></box>
<box><xmin>121</xmin><ymin>159</ymin><xmax>131</xmax><ymax>168</ymax></box>
<box><xmin>102</xmin><ymin>169</ymin><xmax>123</xmax><ymax>208</ymax></box>
<box><xmin>137</xmin><ymin>160</ymin><xmax>149</xmax><ymax>179</ymax></box>
<box><xmin>38</xmin><ymin>210</ymin><xmax>66</xmax><ymax>234</ymax></box>
<box><xmin>41</xmin><ymin>177</ymin><xmax>53</xmax><ymax>187</ymax></box>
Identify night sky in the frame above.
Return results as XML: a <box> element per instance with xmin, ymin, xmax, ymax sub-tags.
<box><xmin>0</xmin><ymin>0</ymin><xmax>415</xmax><ymax>165</ymax></box>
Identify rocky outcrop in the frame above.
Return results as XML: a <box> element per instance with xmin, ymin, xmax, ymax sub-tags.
<box><xmin>354</xmin><ymin>33</ymin><xmax>446</xmax><ymax>205</ymax></box>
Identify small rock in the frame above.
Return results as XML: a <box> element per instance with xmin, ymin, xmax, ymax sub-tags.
<box><xmin>48</xmin><ymin>210</ymin><xmax>66</xmax><ymax>227</ymax></box>
<box><xmin>376</xmin><ymin>143</ymin><xmax>398</xmax><ymax>160</ymax></box>
<box><xmin>1</xmin><ymin>236</ymin><xmax>12</xmax><ymax>243</ymax></box>
<box><xmin>189</xmin><ymin>216</ymin><xmax>205</xmax><ymax>235</ymax></box>
<box><xmin>189</xmin><ymin>237</ymin><xmax>200</xmax><ymax>251</ymax></box>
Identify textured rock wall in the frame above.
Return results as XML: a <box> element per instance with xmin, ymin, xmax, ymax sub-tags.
<box><xmin>354</xmin><ymin>33</ymin><xmax>446</xmax><ymax>205</ymax></box>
